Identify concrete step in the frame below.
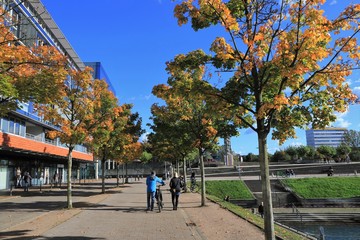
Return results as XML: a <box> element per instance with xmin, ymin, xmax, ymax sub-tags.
<box><xmin>274</xmin><ymin>213</ymin><xmax>360</xmax><ymax>223</ymax></box>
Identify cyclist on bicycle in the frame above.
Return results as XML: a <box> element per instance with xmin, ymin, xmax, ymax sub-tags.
<box><xmin>146</xmin><ymin>171</ymin><xmax>165</xmax><ymax>211</ymax></box>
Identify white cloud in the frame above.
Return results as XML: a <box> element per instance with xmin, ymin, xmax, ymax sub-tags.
<box><xmin>334</xmin><ymin>111</ymin><xmax>351</xmax><ymax>128</ymax></box>
<box><xmin>140</xmin><ymin>132</ymin><xmax>150</xmax><ymax>142</ymax></box>
<box><xmin>353</xmin><ymin>86</ymin><xmax>360</xmax><ymax>97</ymax></box>
<box><xmin>144</xmin><ymin>94</ymin><xmax>152</xmax><ymax>100</ymax></box>
<box><xmin>330</xmin><ymin>0</ymin><xmax>337</xmax><ymax>5</ymax></box>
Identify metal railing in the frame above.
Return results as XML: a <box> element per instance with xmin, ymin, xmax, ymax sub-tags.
<box><xmin>291</xmin><ymin>203</ymin><xmax>303</xmax><ymax>223</ymax></box>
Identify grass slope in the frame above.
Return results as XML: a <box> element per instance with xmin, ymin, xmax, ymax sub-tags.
<box><xmin>205</xmin><ymin>180</ymin><xmax>254</xmax><ymax>200</ymax></box>
<box><xmin>282</xmin><ymin>177</ymin><xmax>360</xmax><ymax>199</ymax></box>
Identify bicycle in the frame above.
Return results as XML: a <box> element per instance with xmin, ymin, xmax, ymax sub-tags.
<box><xmin>155</xmin><ymin>185</ymin><xmax>164</xmax><ymax>212</ymax></box>
<box><xmin>190</xmin><ymin>178</ymin><xmax>197</xmax><ymax>192</ymax></box>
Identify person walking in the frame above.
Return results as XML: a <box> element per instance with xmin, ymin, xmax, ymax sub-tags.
<box><xmin>146</xmin><ymin>171</ymin><xmax>165</xmax><ymax>211</ymax></box>
<box><xmin>53</xmin><ymin>172</ymin><xmax>59</xmax><ymax>187</ymax></box>
<box><xmin>190</xmin><ymin>172</ymin><xmax>196</xmax><ymax>192</ymax></box>
<box><xmin>169</xmin><ymin>172</ymin><xmax>183</xmax><ymax>210</ymax></box>
<box><xmin>16</xmin><ymin>167</ymin><xmax>22</xmax><ymax>188</ymax></box>
<box><xmin>258</xmin><ymin>202</ymin><xmax>264</xmax><ymax>218</ymax></box>
<box><xmin>23</xmin><ymin>171</ymin><xmax>32</xmax><ymax>192</ymax></box>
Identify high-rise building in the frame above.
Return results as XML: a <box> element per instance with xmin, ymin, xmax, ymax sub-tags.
<box><xmin>306</xmin><ymin>128</ymin><xmax>347</xmax><ymax>148</ymax></box>
<box><xmin>0</xmin><ymin>1</ymin><xmax>109</xmax><ymax>190</ymax></box>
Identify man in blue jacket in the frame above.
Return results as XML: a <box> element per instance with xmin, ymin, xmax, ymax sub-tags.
<box><xmin>146</xmin><ymin>171</ymin><xmax>165</xmax><ymax>211</ymax></box>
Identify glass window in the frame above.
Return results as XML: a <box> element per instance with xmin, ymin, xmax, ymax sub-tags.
<box><xmin>9</xmin><ymin>117</ymin><xmax>14</xmax><ymax>133</ymax></box>
<box><xmin>15</xmin><ymin>119</ymin><xmax>20</xmax><ymax>135</ymax></box>
<box><xmin>19</xmin><ymin>121</ymin><xmax>25</xmax><ymax>136</ymax></box>
<box><xmin>1</xmin><ymin>118</ymin><xmax>8</xmax><ymax>132</ymax></box>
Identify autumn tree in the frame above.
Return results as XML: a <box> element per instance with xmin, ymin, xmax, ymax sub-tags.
<box><xmin>38</xmin><ymin>67</ymin><xmax>98</xmax><ymax>209</ymax></box>
<box><xmin>173</xmin><ymin>1</ymin><xmax>360</xmax><ymax>238</ymax></box>
<box><xmin>114</xmin><ymin>107</ymin><xmax>143</xmax><ymax>184</ymax></box>
<box><xmin>152</xmin><ymin>62</ymin><xmax>237</xmax><ymax>206</ymax></box>
<box><xmin>93</xmin><ymin>102</ymin><xmax>143</xmax><ymax>189</ymax></box>
<box><xmin>148</xmin><ymin>104</ymin><xmax>197</xmax><ymax>189</ymax></box>
<box><xmin>0</xmin><ymin>5</ymin><xmax>68</xmax><ymax>116</ymax></box>
<box><xmin>87</xmin><ymin>81</ymin><xmax>119</xmax><ymax>193</ymax></box>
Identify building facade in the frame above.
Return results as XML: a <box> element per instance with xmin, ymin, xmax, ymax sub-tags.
<box><xmin>0</xmin><ymin>0</ymin><xmax>100</xmax><ymax>190</ymax></box>
<box><xmin>306</xmin><ymin>128</ymin><xmax>347</xmax><ymax>148</ymax></box>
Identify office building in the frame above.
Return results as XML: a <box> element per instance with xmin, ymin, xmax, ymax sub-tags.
<box><xmin>0</xmin><ymin>1</ymin><xmax>109</xmax><ymax>190</ymax></box>
<box><xmin>306</xmin><ymin>128</ymin><xmax>347</xmax><ymax>148</ymax></box>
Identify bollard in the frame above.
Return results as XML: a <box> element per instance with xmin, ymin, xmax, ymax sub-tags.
<box><xmin>9</xmin><ymin>183</ymin><xmax>13</xmax><ymax>196</ymax></box>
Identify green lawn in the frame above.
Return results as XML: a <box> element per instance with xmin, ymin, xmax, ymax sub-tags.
<box><xmin>205</xmin><ymin>180</ymin><xmax>254</xmax><ymax>200</ymax></box>
<box><xmin>282</xmin><ymin>177</ymin><xmax>360</xmax><ymax>199</ymax></box>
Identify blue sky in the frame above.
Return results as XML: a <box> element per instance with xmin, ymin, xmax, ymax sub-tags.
<box><xmin>41</xmin><ymin>0</ymin><xmax>360</xmax><ymax>155</ymax></box>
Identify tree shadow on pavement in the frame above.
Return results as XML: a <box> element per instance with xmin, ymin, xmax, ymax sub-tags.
<box><xmin>0</xmin><ymin>201</ymin><xmax>66</xmax><ymax>211</ymax></box>
<box><xmin>0</xmin><ymin>232</ymin><xmax>104</xmax><ymax>240</ymax></box>
<box><xmin>0</xmin><ymin>229</ymin><xmax>30</xmax><ymax>239</ymax></box>
<box><xmin>0</xmin><ymin>201</ymin><xmax>109</xmax><ymax>212</ymax></box>
<box><xmin>83</xmin><ymin>206</ymin><xmax>147</xmax><ymax>213</ymax></box>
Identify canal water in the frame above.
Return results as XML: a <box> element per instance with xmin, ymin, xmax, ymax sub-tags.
<box><xmin>286</xmin><ymin>223</ymin><xmax>360</xmax><ymax>240</ymax></box>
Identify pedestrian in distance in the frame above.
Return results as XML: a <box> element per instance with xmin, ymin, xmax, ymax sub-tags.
<box><xmin>23</xmin><ymin>171</ymin><xmax>32</xmax><ymax>192</ymax></box>
<box><xmin>258</xmin><ymin>202</ymin><xmax>264</xmax><ymax>218</ymax></box>
<box><xmin>169</xmin><ymin>172</ymin><xmax>183</xmax><ymax>210</ymax></box>
<box><xmin>146</xmin><ymin>171</ymin><xmax>165</xmax><ymax>211</ymax></box>
<box><xmin>190</xmin><ymin>172</ymin><xmax>196</xmax><ymax>192</ymax></box>
<box><xmin>16</xmin><ymin>167</ymin><xmax>22</xmax><ymax>188</ymax></box>
<box><xmin>53</xmin><ymin>172</ymin><xmax>59</xmax><ymax>187</ymax></box>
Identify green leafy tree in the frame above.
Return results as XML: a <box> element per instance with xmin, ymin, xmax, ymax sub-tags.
<box><xmin>285</xmin><ymin>146</ymin><xmax>298</xmax><ymax>161</ymax></box>
<box><xmin>336</xmin><ymin>144</ymin><xmax>351</xmax><ymax>160</ymax></box>
<box><xmin>317</xmin><ymin>145</ymin><xmax>336</xmax><ymax>161</ymax></box>
<box><xmin>148</xmin><ymin>104</ymin><xmax>197</xmax><ymax>190</ymax></box>
<box><xmin>296</xmin><ymin>145</ymin><xmax>311</xmax><ymax>161</ymax></box>
<box><xmin>173</xmin><ymin>1</ymin><xmax>360</xmax><ymax>238</ymax></box>
<box><xmin>152</xmin><ymin>66</ymin><xmax>237</xmax><ymax>206</ymax></box>
<box><xmin>342</xmin><ymin>130</ymin><xmax>360</xmax><ymax>149</ymax></box>
<box><xmin>271</xmin><ymin>150</ymin><xmax>290</xmax><ymax>162</ymax></box>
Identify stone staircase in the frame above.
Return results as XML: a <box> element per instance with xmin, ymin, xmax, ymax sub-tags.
<box><xmin>244</xmin><ymin>179</ymin><xmax>298</xmax><ymax>207</ymax></box>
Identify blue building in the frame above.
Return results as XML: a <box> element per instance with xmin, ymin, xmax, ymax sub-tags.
<box><xmin>0</xmin><ymin>1</ymin><xmax>111</xmax><ymax>189</ymax></box>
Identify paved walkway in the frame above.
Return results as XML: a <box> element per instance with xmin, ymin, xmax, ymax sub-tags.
<box><xmin>0</xmin><ymin>179</ymin><xmax>264</xmax><ymax>240</ymax></box>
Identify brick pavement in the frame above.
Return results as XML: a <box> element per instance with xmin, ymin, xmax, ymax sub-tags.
<box><xmin>0</xmin><ymin>179</ymin><xmax>264</xmax><ymax>240</ymax></box>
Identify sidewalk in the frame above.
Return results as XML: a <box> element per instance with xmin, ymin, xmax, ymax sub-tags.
<box><xmin>0</xmin><ymin>179</ymin><xmax>264</xmax><ymax>240</ymax></box>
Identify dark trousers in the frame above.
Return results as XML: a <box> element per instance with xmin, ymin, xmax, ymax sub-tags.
<box><xmin>171</xmin><ymin>191</ymin><xmax>180</xmax><ymax>208</ymax></box>
<box><xmin>147</xmin><ymin>191</ymin><xmax>155</xmax><ymax>210</ymax></box>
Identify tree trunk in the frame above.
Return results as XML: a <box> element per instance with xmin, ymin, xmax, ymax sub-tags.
<box><xmin>101</xmin><ymin>157</ymin><xmax>106</xmax><ymax>194</ymax></box>
<box><xmin>67</xmin><ymin>146</ymin><xmax>74</xmax><ymax>209</ymax></box>
<box><xmin>125</xmin><ymin>162</ymin><xmax>128</xmax><ymax>183</ymax></box>
<box><xmin>258</xmin><ymin>130</ymin><xmax>275</xmax><ymax>239</ymax></box>
<box><xmin>176</xmin><ymin>159</ymin><xmax>179</xmax><ymax>173</ymax></box>
<box><xmin>116</xmin><ymin>163</ymin><xmax>120</xmax><ymax>187</ymax></box>
<box><xmin>182</xmin><ymin>157</ymin><xmax>188</xmax><ymax>192</ymax></box>
<box><xmin>122</xmin><ymin>164</ymin><xmax>125</xmax><ymax>184</ymax></box>
<box><xmin>199</xmin><ymin>148</ymin><xmax>206</xmax><ymax>206</ymax></box>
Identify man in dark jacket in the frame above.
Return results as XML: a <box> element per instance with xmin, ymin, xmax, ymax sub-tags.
<box><xmin>146</xmin><ymin>171</ymin><xmax>165</xmax><ymax>211</ymax></box>
<box><xmin>169</xmin><ymin>172</ymin><xmax>183</xmax><ymax>210</ymax></box>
